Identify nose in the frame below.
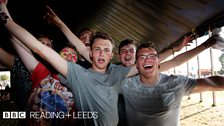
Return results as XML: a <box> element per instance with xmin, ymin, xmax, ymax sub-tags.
<box><xmin>126</xmin><ymin>51</ymin><xmax>131</xmax><ymax>55</ymax></box>
<box><xmin>99</xmin><ymin>49</ymin><xmax>104</xmax><ymax>56</ymax></box>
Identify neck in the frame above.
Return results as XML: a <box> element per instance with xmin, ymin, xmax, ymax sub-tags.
<box><xmin>140</xmin><ymin>73</ymin><xmax>160</xmax><ymax>86</ymax></box>
<box><xmin>91</xmin><ymin>65</ymin><xmax>107</xmax><ymax>73</ymax></box>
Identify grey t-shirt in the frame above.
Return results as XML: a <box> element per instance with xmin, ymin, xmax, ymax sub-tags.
<box><xmin>121</xmin><ymin>73</ymin><xmax>196</xmax><ymax>126</ymax></box>
<box><xmin>64</xmin><ymin>62</ymin><xmax>130</xmax><ymax>126</ymax></box>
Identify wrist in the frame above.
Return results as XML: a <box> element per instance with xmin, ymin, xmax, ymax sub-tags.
<box><xmin>202</xmin><ymin>40</ymin><xmax>213</xmax><ymax>48</ymax></box>
<box><xmin>171</xmin><ymin>47</ymin><xmax>175</xmax><ymax>54</ymax></box>
<box><xmin>0</xmin><ymin>12</ymin><xmax>9</xmax><ymax>25</ymax></box>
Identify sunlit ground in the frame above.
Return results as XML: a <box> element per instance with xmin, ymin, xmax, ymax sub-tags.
<box><xmin>180</xmin><ymin>91</ymin><xmax>224</xmax><ymax>126</ymax></box>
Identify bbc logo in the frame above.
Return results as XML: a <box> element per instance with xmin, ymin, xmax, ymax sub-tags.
<box><xmin>3</xmin><ymin>111</ymin><xmax>26</xmax><ymax>119</ymax></box>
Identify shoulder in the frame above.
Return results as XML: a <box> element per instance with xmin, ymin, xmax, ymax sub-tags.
<box><xmin>123</xmin><ymin>75</ymin><xmax>139</xmax><ymax>83</ymax></box>
<box><xmin>160</xmin><ymin>73</ymin><xmax>195</xmax><ymax>85</ymax></box>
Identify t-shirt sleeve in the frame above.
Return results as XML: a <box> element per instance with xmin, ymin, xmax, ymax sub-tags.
<box><xmin>111</xmin><ymin>64</ymin><xmax>131</xmax><ymax>87</ymax></box>
<box><xmin>66</xmin><ymin>61</ymin><xmax>85</xmax><ymax>89</ymax></box>
<box><xmin>119</xmin><ymin>78</ymin><xmax>126</xmax><ymax>94</ymax></box>
<box><xmin>30</xmin><ymin>63</ymin><xmax>50</xmax><ymax>89</ymax></box>
<box><xmin>179</xmin><ymin>75</ymin><xmax>197</xmax><ymax>95</ymax></box>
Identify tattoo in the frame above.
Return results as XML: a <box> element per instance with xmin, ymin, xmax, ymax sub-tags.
<box><xmin>0</xmin><ymin>12</ymin><xmax>9</xmax><ymax>25</ymax></box>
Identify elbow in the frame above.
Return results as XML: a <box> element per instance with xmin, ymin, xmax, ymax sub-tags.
<box><xmin>33</xmin><ymin>47</ymin><xmax>46</xmax><ymax>60</ymax></box>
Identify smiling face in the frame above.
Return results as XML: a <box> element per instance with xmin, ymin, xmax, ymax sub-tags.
<box><xmin>136</xmin><ymin>47</ymin><xmax>160</xmax><ymax>79</ymax></box>
<box><xmin>119</xmin><ymin>44</ymin><xmax>136</xmax><ymax>66</ymax></box>
<box><xmin>79</xmin><ymin>30</ymin><xmax>93</xmax><ymax>50</ymax></box>
<box><xmin>90</xmin><ymin>38</ymin><xmax>114</xmax><ymax>73</ymax></box>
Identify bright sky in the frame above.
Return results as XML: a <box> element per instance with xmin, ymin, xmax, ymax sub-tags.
<box><xmin>163</xmin><ymin>26</ymin><xmax>224</xmax><ymax>75</ymax></box>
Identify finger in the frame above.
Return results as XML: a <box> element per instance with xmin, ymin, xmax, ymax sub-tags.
<box><xmin>187</xmin><ymin>41</ymin><xmax>193</xmax><ymax>43</ymax></box>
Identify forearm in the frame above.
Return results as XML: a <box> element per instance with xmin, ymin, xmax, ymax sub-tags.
<box><xmin>192</xmin><ymin>76</ymin><xmax>224</xmax><ymax>93</ymax></box>
<box><xmin>4</xmin><ymin>18</ymin><xmax>68</xmax><ymax>76</ymax></box>
<box><xmin>126</xmin><ymin>64</ymin><xmax>138</xmax><ymax>77</ymax></box>
<box><xmin>10</xmin><ymin>36</ymin><xmax>38</xmax><ymax>73</ymax></box>
<box><xmin>172</xmin><ymin>44</ymin><xmax>206</xmax><ymax>66</ymax></box>
<box><xmin>5</xmin><ymin>19</ymin><xmax>41</xmax><ymax>53</ymax></box>
<box><xmin>159</xmin><ymin>48</ymin><xmax>174</xmax><ymax>62</ymax></box>
<box><xmin>45</xmin><ymin>5</ymin><xmax>91</xmax><ymax>62</ymax></box>
<box><xmin>0</xmin><ymin>3</ymin><xmax>11</xmax><ymax>19</ymax></box>
<box><xmin>57</xmin><ymin>22</ymin><xmax>91</xmax><ymax>63</ymax></box>
<box><xmin>159</xmin><ymin>35</ymin><xmax>194</xmax><ymax>62</ymax></box>
<box><xmin>160</xmin><ymin>44</ymin><xmax>206</xmax><ymax>72</ymax></box>
<box><xmin>207</xmin><ymin>76</ymin><xmax>224</xmax><ymax>88</ymax></box>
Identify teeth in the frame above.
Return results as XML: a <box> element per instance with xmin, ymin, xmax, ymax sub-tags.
<box><xmin>125</xmin><ymin>58</ymin><xmax>131</xmax><ymax>61</ymax></box>
<box><xmin>98</xmin><ymin>59</ymin><xmax>105</xmax><ymax>63</ymax></box>
<box><xmin>124</xmin><ymin>56</ymin><xmax>131</xmax><ymax>61</ymax></box>
<box><xmin>144</xmin><ymin>65</ymin><xmax>152</xmax><ymax>67</ymax></box>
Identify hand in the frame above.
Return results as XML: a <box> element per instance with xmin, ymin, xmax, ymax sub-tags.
<box><xmin>44</xmin><ymin>5</ymin><xmax>62</xmax><ymax>27</ymax></box>
<box><xmin>173</xmin><ymin>35</ymin><xmax>194</xmax><ymax>52</ymax></box>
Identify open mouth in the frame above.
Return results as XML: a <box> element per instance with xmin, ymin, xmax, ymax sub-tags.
<box><xmin>144</xmin><ymin>64</ymin><xmax>153</xmax><ymax>70</ymax></box>
<box><xmin>124</xmin><ymin>55</ymin><xmax>132</xmax><ymax>61</ymax></box>
<box><xmin>98</xmin><ymin>58</ymin><xmax>105</xmax><ymax>64</ymax></box>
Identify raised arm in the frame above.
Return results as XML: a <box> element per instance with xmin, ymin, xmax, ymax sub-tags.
<box><xmin>159</xmin><ymin>36</ymin><xmax>216</xmax><ymax>72</ymax></box>
<box><xmin>159</xmin><ymin>35</ymin><xmax>193</xmax><ymax>62</ymax></box>
<box><xmin>44</xmin><ymin>5</ymin><xmax>91</xmax><ymax>62</ymax></box>
<box><xmin>0</xmin><ymin>3</ymin><xmax>68</xmax><ymax>77</ymax></box>
<box><xmin>126</xmin><ymin>35</ymin><xmax>195</xmax><ymax>77</ymax></box>
<box><xmin>9</xmin><ymin>36</ymin><xmax>39</xmax><ymax>73</ymax></box>
<box><xmin>191</xmin><ymin>76</ymin><xmax>224</xmax><ymax>93</ymax></box>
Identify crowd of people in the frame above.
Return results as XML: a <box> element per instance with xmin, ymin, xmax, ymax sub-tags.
<box><xmin>0</xmin><ymin>1</ymin><xmax>224</xmax><ymax>126</ymax></box>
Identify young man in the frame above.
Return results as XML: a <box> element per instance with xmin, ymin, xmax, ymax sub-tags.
<box><xmin>120</xmin><ymin>43</ymin><xmax>224</xmax><ymax>126</ymax></box>
<box><xmin>0</xmin><ymin>2</ymin><xmax>217</xmax><ymax>125</ymax></box>
<box><xmin>44</xmin><ymin>5</ymin><xmax>218</xmax><ymax>126</ymax></box>
<box><xmin>1</xmin><ymin>4</ymin><xmax>135</xmax><ymax>126</ymax></box>
<box><xmin>117</xmin><ymin>36</ymin><xmax>213</xmax><ymax>126</ymax></box>
<box><xmin>76</xmin><ymin>27</ymin><xmax>93</xmax><ymax>68</ymax></box>
<box><xmin>118</xmin><ymin>37</ymin><xmax>193</xmax><ymax>67</ymax></box>
<box><xmin>117</xmin><ymin>37</ymin><xmax>192</xmax><ymax>126</ymax></box>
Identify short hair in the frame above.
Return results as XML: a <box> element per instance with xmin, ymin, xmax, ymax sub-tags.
<box><xmin>136</xmin><ymin>42</ymin><xmax>159</xmax><ymax>57</ymax></box>
<box><xmin>90</xmin><ymin>31</ymin><xmax>115</xmax><ymax>50</ymax></box>
<box><xmin>77</xmin><ymin>27</ymin><xmax>94</xmax><ymax>38</ymax></box>
<box><xmin>37</xmin><ymin>35</ymin><xmax>53</xmax><ymax>43</ymax></box>
<box><xmin>37</xmin><ymin>34</ymin><xmax>51</xmax><ymax>39</ymax></box>
<box><xmin>118</xmin><ymin>39</ymin><xmax>137</xmax><ymax>54</ymax></box>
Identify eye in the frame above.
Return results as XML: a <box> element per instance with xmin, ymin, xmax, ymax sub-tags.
<box><xmin>129</xmin><ymin>49</ymin><xmax>135</xmax><ymax>54</ymax></box>
<box><xmin>137</xmin><ymin>55</ymin><xmax>146</xmax><ymax>60</ymax></box>
<box><xmin>149</xmin><ymin>54</ymin><xmax>158</xmax><ymax>58</ymax></box>
<box><xmin>94</xmin><ymin>47</ymin><xmax>100</xmax><ymax>51</ymax></box>
<box><xmin>121</xmin><ymin>50</ymin><xmax>127</xmax><ymax>54</ymax></box>
<box><xmin>104</xmin><ymin>48</ymin><xmax>110</xmax><ymax>52</ymax></box>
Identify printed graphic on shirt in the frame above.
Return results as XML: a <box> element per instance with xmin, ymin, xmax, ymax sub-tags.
<box><xmin>27</xmin><ymin>74</ymin><xmax>75</xmax><ymax>117</ymax></box>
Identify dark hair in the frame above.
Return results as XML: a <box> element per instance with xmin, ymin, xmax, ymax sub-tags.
<box><xmin>136</xmin><ymin>42</ymin><xmax>159</xmax><ymax>57</ymax></box>
<box><xmin>118</xmin><ymin>39</ymin><xmax>137</xmax><ymax>54</ymax></box>
<box><xmin>90</xmin><ymin>31</ymin><xmax>115</xmax><ymax>50</ymax></box>
<box><xmin>37</xmin><ymin>35</ymin><xmax>53</xmax><ymax>42</ymax></box>
<box><xmin>77</xmin><ymin>27</ymin><xmax>94</xmax><ymax>38</ymax></box>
